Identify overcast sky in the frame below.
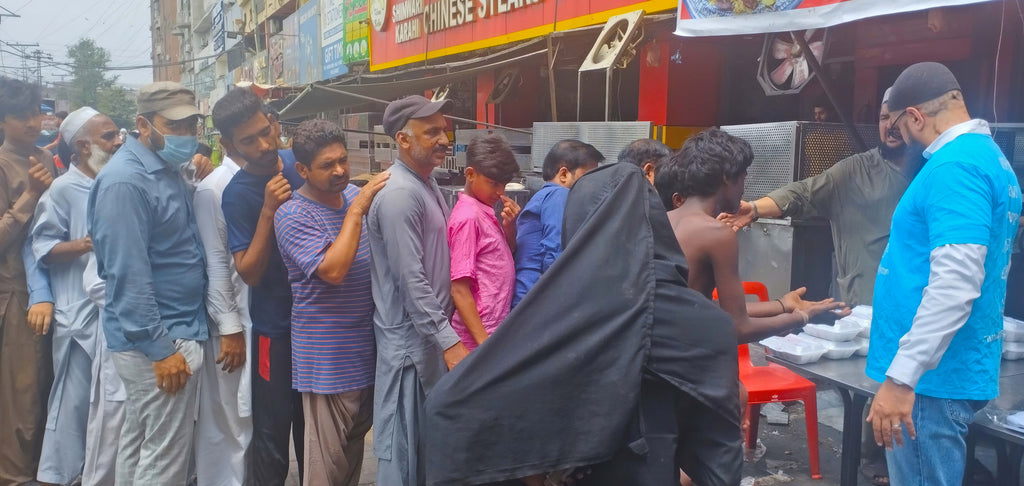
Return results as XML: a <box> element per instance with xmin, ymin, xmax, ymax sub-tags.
<box><xmin>0</xmin><ymin>0</ymin><xmax>153</xmax><ymax>88</ymax></box>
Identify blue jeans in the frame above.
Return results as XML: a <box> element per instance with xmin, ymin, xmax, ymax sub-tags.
<box><xmin>885</xmin><ymin>394</ymin><xmax>987</xmax><ymax>486</ymax></box>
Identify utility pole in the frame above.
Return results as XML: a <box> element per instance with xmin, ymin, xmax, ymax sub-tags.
<box><xmin>32</xmin><ymin>49</ymin><xmax>41</xmax><ymax>85</ymax></box>
<box><xmin>0</xmin><ymin>5</ymin><xmax>19</xmax><ymax>25</ymax></box>
<box><xmin>7</xmin><ymin>43</ymin><xmax>39</xmax><ymax>83</ymax></box>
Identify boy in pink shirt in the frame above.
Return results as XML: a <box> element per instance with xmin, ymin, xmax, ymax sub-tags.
<box><xmin>448</xmin><ymin>135</ymin><xmax>521</xmax><ymax>350</ymax></box>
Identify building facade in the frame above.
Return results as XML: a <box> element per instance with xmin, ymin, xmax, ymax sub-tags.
<box><xmin>151</xmin><ymin>0</ymin><xmax>183</xmax><ymax>82</ymax></box>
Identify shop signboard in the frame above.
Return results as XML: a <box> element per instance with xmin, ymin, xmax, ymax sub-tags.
<box><xmin>211</xmin><ymin>1</ymin><xmax>226</xmax><ymax>53</ymax></box>
<box><xmin>368</xmin><ymin>0</ymin><xmax>677</xmax><ymax>70</ymax></box>
<box><xmin>298</xmin><ymin>0</ymin><xmax>323</xmax><ymax>83</ymax></box>
<box><xmin>344</xmin><ymin>0</ymin><xmax>370</xmax><ymax>63</ymax></box>
<box><xmin>321</xmin><ymin>0</ymin><xmax>349</xmax><ymax>79</ymax></box>
<box><xmin>269</xmin><ymin>34</ymin><xmax>286</xmax><ymax>85</ymax></box>
<box><xmin>283</xmin><ymin>11</ymin><xmax>300</xmax><ymax>85</ymax></box>
<box><xmin>675</xmin><ymin>0</ymin><xmax>996</xmax><ymax>36</ymax></box>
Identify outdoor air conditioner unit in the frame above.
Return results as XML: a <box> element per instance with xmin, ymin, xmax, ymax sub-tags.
<box><xmin>267</xmin><ymin>18</ymin><xmax>283</xmax><ymax>35</ymax></box>
<box><xmin>487</xmin><ymin>68</ymin><xmax>521</xmax><ymax>104</ymax></box>
<box><xmin>431</xmin><ymin>84</ymin><xmax>452</xmax><ymax>102</ymax></box>
<box><xmin>577</xmin><ymin>10</ymin><xmax>645</xmax><ymax>121</ymax></box>
<box><xmin>757</xmin><ymin>29</ymin><xmax>829</xmax><ymax>96</ymax></box>
<box><xmin>530</xmin><ymin>121</ymin><xmax>653</xmax><ymax>172</ymax></box>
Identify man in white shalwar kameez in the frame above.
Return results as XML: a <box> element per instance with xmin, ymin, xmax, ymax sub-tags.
<box><xmin>32</xmin><ymin>107</ymin><xmax>121</xmax><ymax>485</ymax></box>
<box><xmin>192</xmin><ymin>154</ymin><xmax>253</xmax><ymax>486</ymax></box>
<box><xmin>80</xmin><ymin>253</ymin><xmax>125</xmax><ymax>486</ymax></box>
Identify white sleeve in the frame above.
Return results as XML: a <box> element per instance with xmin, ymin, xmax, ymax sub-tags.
<box><xmin>194</xmin><ymin>187</ymin><xmax>244</xmax><ymax>336</ymax></box>
<box><xmin>83</xmin><ymin>253</ymin><xmax>105</xmax><ymax>310</ymax></box>
<box><xmin>886</xmin><ymin>243</ymin><xmax>987</xmax><ymax>388</ymax></box>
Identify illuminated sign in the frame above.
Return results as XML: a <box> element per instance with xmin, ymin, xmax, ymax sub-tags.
<box><xmin>370</xmin><ymin>0</ymin><xmax>677</xmax><ymax>70</ymax></box>
<box><xmin>424</xmin><ymin>0</ymin><xmax>542</xmax><ymax>34</ymax></box>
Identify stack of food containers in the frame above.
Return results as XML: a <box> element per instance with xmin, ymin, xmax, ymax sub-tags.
<box><xmin>1003</xmin><ymin>316</ymin><xmax>1024</xmax><ymax>360</ymax></box>
<box><xmin>760</xmin><ymin>306</ymin><xmax>874</xmax><ymax>363</ymax></box>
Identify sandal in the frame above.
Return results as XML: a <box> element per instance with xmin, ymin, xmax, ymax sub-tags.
<box><xmin>860</xmin><ymin>457</ymin><xmax>889</xmax><ymax>486</ymax></box>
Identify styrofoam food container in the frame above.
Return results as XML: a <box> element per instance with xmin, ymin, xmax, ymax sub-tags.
<box><xmin>1005</xmin><ymin>316</ymin><xmax>1024</xmax><ymax>342</ymax></box>
<box><xmin>793</xmin><ymin>333</ymin><xmax>859</xmax><ymax>359</ymax></box>
<box><xmin>850</xmin><ymin>305</ymin><xmax>872</xmax><ymax>321</ymax></box>
<box><xmin>760</xmin><ymin>335</ymin><xmax>827</xmax><ymax>364</ymax></box>
<box><xmin>803</xmin><ymin>321</ymin><xmax>862</xmax><ymax>342</ymax></box>
<box><xmin>852</xmin><ymin>336</ymin><xmax>870</xmax><ymax>356</ymax></box>
<box><xmin>841</xmin><ymin>315</ymin><xmax>871</xmax><ymax>338</ymax></box>
<box><xmin>1004</xmin><ymin>341</ymin><xmax>1024</xmax><ymax>360</ymax></box>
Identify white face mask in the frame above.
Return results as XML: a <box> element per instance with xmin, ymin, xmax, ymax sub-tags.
<box><xmin>85</xmin><ymin>143</ymin><xmax>113</xmax><ymax>174</ymax></box>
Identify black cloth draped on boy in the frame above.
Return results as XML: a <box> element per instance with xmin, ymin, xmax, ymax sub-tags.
<box><xmin>423</xmin><ymin>163</ymin><xmax>742</xmax><ymax>486</ymax></box>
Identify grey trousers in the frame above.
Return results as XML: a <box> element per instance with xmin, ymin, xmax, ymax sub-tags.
<box><xmin>302</xmin><ymin>388</ymin><xmax>373</xmax><ymax>486</ymax></box>
<box><xmin>112</xmin><ymin>339</ymin><xmax>203</xmax><ymax>486</ymax></box>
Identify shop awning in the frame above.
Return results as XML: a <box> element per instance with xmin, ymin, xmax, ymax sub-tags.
<box><xmin>279</xmin><ymin>48</ymin><xmax>547</xmax><ymax>119</ymax></box>
<box><xmin>674</xmin><ymin>0</ymin><xmax>998</xmax><ymax>37</ymax></box>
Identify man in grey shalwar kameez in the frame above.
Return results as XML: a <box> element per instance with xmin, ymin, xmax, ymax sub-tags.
<box><xmin>367</xmin><ymin>95</ymin><xmax>470</xmax><ymax>485</ymax></box>
<box><xmin>32</xmin><ymin>107</ymin><xmax>122</xmax><ymax>485</ymax></box>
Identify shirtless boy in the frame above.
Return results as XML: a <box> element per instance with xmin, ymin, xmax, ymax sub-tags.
<box><xmin>655</xmin><ymin>128</ymin><xmax>849</xmax><ymax>343</ymax></box>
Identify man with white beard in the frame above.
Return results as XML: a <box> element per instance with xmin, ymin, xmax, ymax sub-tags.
<box><xmin>31</xmin><ymin>107</ymin><xmax>122</xmax><ymax>486</ymax></box>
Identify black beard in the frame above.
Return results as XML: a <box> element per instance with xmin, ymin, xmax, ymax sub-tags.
<box><xmin>879</xmin><ymin>143</ymin><xmax>907</xmax><ymax>162</ymax></box>
<box><xmin>902</xmin><ymin>140</ymin><xmax>928</xmax><ymax>180</ymax></box>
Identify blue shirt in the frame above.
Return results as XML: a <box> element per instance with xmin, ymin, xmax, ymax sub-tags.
<box><xmin>275</xmin><ymin>189</ymin><xmax>375</xmax><ymax>394</ymax></box>
<box><xmin>23</xmin><ymin>235</ymin><xmax>51</xmax><ymax>307</ymax></box>
<box><xmin>513</xmin><ymin>182</ymin><xmax>568</xmax><ymax>307</ymax></box>
<box><xmin>87</xmin><ymin>136</ymin><xmax>209</xmax><ymax>361</ymax></box>
<box><xmin>867</xmin><ymin>132</ymin><xmax>1021</xmax><ymax>399</ymax></box>
<box><xmin>221</xmin><ymin>149</ymin><xmax>304</xmax><ymax>338</ymax></box>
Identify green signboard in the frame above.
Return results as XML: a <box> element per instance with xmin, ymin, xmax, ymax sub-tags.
<box><xmin>343</xmin><ymin>0</ymin><xmax>369</xmax><ymax>63</ymax></box>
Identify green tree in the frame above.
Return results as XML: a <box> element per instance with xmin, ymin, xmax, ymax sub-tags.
<box><xmin>66</xmin><ymin>38</ymin><xmax>137</xmax><ymax>130</ymax></box>
<box><xmin>66</xmin><ymin>38</ymin><xmax>114</xmax><ymax>108</ymax></box>
<box><xmin>96</xmin><ymin>85</ymin><xmax>136</xmax><ymax>130</ymax></box>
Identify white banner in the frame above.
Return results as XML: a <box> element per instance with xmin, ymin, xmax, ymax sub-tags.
<box><xmin>676</xmin><ymin>0</ymin><xmax>996</xmax><ymax>37</ymax></box>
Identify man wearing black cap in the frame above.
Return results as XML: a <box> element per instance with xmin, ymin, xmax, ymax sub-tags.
<box><xmin>865</xmin><ymin>62</ymin><xmax>1022</xmax><ymax>486</ymax></box>
<box><xmin>366</xmin><ymin>95</ymin><xmax>470</xmax><ymax>485</ymax></box>
<box><xmin>87</xmin><ymin>81</ymin><xmax>208</xmax><ymax>484</ymax></box>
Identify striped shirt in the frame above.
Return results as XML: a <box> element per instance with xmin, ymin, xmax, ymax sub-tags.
<box><xmin>275</xmin><ymin>187</ymin><xmax>375</xmax><ymax>394</ymax></box>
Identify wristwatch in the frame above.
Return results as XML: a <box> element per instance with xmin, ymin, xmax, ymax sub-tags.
<box><xmin>750</xmin><ymin>201</ymin><xmax>760</xmax><ymax>222</ymax></box>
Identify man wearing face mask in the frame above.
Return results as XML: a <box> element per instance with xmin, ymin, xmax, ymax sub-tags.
<box><xmin>31</xmin><ymin>107</ymin><xmax>122</xmax><ymax>486</ymax></box>
<box><xmin>86</xmin><ymin>82</ymin><xmax>208</xmax><ymax>485</ymax></box>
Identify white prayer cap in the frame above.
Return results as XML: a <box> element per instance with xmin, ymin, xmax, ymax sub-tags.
<box><xmin>59</xmin><ymin>106</ymin><xmax>100</xmax><ymax>147</ymax></box>
<box><xmin>882</xmin><ymin>87</ymin><xmax>894</xmax><ymax>107</ymax></box>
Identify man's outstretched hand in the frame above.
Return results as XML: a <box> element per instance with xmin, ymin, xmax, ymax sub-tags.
<box><xmin>717</xmin><ymin>200</ymin><xmax>756</xmax><ymax>232</ymax></box>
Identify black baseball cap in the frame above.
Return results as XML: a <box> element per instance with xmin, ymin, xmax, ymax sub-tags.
<box><xmin>382</xmin><ymin>95</ymin><xmax>451</xmax><ymax>139</ymax></box>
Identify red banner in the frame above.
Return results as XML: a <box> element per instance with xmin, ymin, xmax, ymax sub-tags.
<box><xmin>369</xmin><ymin>0</ymin><xmax>676</xmax><ymax>70</ymax></box>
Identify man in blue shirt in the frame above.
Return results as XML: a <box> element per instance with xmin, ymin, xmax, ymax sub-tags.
<box><xmin>513</xmin><ymin>140</ymin><xmax>602</xmax><ymax>307</ymax></box>
<box><xmin>866</xmin><ymin>62</ymin><xmax>1022</xmax><ymax>486</ymax></box>
<box><xmin>87</xmin><ymin>81</ymin><xmax>207</xmax><ymax>485</ymax></box>
<box><xmin>216</xmin><ymin>87</ymin><xmax>306</xmax><ymax>485</ymax></box>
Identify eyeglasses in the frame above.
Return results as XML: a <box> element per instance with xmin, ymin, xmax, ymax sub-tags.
<box><xmin>889</xmin><ymin>109</ymin><xmax>908</xmax><ymax>131</ymax></box>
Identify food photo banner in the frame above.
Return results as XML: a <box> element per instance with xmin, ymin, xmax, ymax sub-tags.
<box><xmin>675</xmin><ymin>0</ymin><xmax>996</xmax><ymax>36</ymax></box>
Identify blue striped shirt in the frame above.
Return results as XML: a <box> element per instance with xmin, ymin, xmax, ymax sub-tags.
<box><xmin>275</xmin><ymin>188</ymin><xmax>375</xmax><ymax>394</ymax></box>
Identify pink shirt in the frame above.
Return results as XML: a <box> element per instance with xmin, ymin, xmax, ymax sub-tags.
<box><xmin>448</xmin><ymin>192</ymin><xmax>515</xmax><ymax>350</ymax></box>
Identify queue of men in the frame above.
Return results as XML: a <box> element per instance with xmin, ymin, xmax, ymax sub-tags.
<box><xmin>0</xmin><ymin>59</ymin><xmax>1017</xmax><ymax>486</ymax></box>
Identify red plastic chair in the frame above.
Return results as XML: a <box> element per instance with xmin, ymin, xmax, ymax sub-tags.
<box><xmin>714</xmin><ymin>282</ymin><xmax>821</xmax><ymax>479</ymax></box>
